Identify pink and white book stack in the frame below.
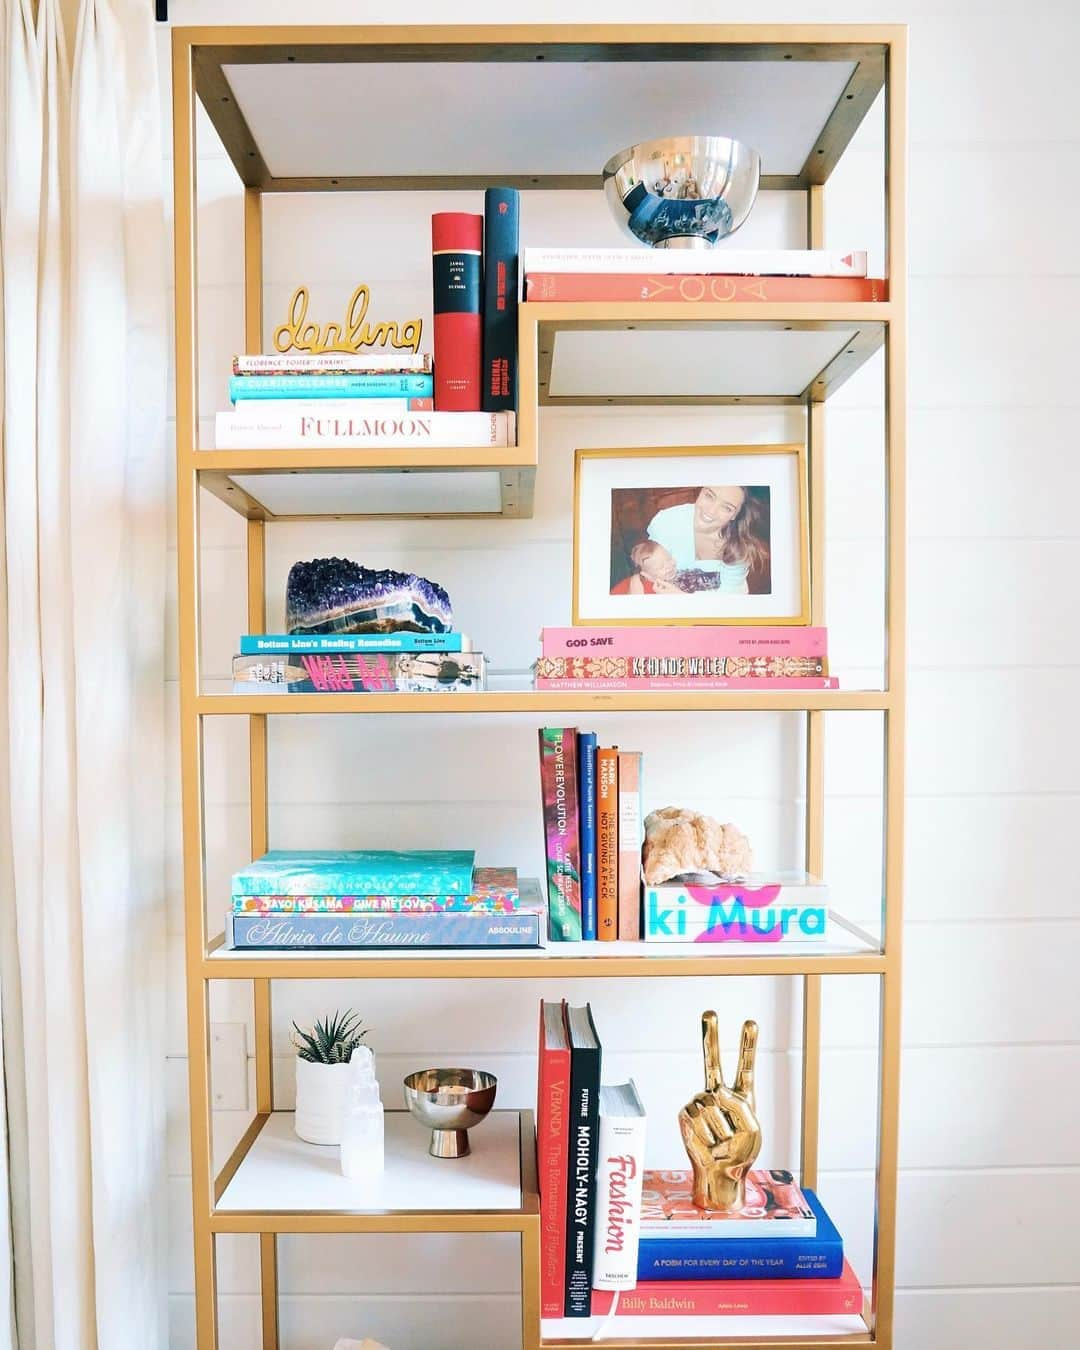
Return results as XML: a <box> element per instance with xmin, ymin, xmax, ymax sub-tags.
<box><xmin>535</xmin><ymin>628</ymin><xmax>835</xmax><ymax>692</ymax></box>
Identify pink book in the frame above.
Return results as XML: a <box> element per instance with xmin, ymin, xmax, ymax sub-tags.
<box><xmin>541</xmin><ymin>628</ymin><xmax>828</xmax><ymax>660</ymax></box>
<box><xmin>535</xmin><ymin>677</ymin><xmax>838</xmax><ymax>692</ymax></box>
<box><xmin>590</xmin><ymin>1260</ymin><xmax>863</xmax><ymax>1317</ymax></box>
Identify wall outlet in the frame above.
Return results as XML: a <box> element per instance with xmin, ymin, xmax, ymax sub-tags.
<box><xmin>210</xmin><ymin>1022</ymin><xmax>249</xmax><ymax>1111</ymax></box>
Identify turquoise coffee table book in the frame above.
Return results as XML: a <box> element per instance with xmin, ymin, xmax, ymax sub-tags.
<box><xmin>233</xmin><ymin>850</ymin><xmax>476</xmax><ymax>897</ymax></box>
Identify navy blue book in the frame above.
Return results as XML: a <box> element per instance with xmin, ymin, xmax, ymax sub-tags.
<box><xmin>636</xmin><ymin>1189</ymin><xmax>843</xmax><ymax>1282</ymax></box>
<box><xmin>482</xmin><ymin>187</ymin><xmax>519</xmax><ymax>412</ymax></box>
<box><xmin>577</xmin><ymin>732</ymin><xmax>598</xmax><ymax>939</ymax></box>
<box><xmin>563</xmin><ymin>1004</ymin><xmax>601</xmax><ymax>1316</ymax></box>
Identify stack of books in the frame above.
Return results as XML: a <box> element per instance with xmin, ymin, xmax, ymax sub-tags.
<box><xmin>216</xmin><ymin>187</ymin><xmax>519</xmax><ymax>451</ymax></box>
<box><xmin>535</xmin><ymin>626</ymin><xmax>835</xmax><ymax>692</ymax></box>
<box><xmin>539</xmin><ymin>728</ymin><xmax>830</xmax><ymax>944</ymax></box>
<box><xmin>215</xmin><ymin>350</ymin><xmax>514</xmax><ymax>450</ymax></box>
<box><xmin>537</xmin><ymin>999</ymin><xmax>860</xmax><ymax>1329</ymax></box>
<box><xmin>521</xmin><ymin>246</ymin><xmax>884</xmax><ymax>304</ymax></box>
<box><xmin>226</xmin><ymin>850</ymin><xmax>545</xmax><ymax>950</ymax></box>
<box><xmin>539</xmin><ymin>729</ymin><xmax>643</xmax><ymax>941</ymax></box>
<box><xmin>232</xmin><ymin>629</ymin><xmax>487</xmax><ymax>695</ymax></box>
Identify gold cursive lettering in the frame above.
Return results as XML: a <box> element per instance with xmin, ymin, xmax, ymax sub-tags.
<box><xmin>273</xmin><ymin>284</ymin><xmax>423</xmax><ymax>355</ymax></box>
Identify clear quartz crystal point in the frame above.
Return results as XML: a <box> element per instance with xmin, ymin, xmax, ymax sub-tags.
<box><xmin>340</xmin><ymin>1046</ymin><xmax>385</xmax><ymax>1180</ymax></box>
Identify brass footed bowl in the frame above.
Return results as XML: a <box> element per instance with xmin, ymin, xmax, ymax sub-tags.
<box><xmin>602</xmin><ymin>134</ymin><xmax>761</xmax><ymax>248</ymax></box>
<box><xmin>403</xmin><ymin>1068</ymin><xmax>497</xmax><ymax>1158</ymax></box>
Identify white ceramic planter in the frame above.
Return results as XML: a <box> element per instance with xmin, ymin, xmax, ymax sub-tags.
<box><xmin>294</xmin><ymin>1058</ymin><xmax>352</xmax><ymax>1145</ymax></box>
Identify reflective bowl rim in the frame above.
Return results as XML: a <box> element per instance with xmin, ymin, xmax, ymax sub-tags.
<box><xmin>602</xmin><ymin>134</ymin><xmax>761</xmax><ymax>180</ymax></box>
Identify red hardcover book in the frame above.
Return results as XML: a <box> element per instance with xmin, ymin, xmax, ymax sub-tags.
<box><xmin>537</xmin><ymin>1001</ymin><xmax>572</xmax><ymax>1319</ymax></box>
<box><xmin>524</xmin><ymin>274</ymin><xmax>887</xmax><ymax>304</ymax></box>
<box><xmin>590</xmin><ymin>1259</ymin><xmax>863</xmax><ymax>1317</ymax></box>
<box><xmin>596</xmin><ymin>748</ymin><xmax>619</xmax><ymax>940</ymax></box>
<box><xmin>432</xmin><ymin>212</ymin><xmax>483</xmax><ymax>409</ymax></box>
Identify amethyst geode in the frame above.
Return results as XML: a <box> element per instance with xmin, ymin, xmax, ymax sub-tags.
<box><xmin>285</xmin><ymin>558</ymin><xmax>453</xmax><ymax>635</ymax></box>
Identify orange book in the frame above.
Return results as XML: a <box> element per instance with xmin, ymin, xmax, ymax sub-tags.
<box><xmin>596</xmin><ymin>748</ymin><xmax>619</xmax><ymax>940</ymax></box>
<box><xmin>524</xmin><ymin>273</ymin><xmax>887</xmax><ymax>303</ymax></box>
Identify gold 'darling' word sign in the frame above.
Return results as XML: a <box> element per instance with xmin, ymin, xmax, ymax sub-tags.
<box><xmin>272</xmin><ymin>284</ymin><xmax>423</xmax><ymax>356</ymax></box>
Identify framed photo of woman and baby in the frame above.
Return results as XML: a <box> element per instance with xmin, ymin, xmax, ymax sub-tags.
<box><xmin>572</xmin><ymin>444</ymin><xmax>810</xmax><ymax>626</ymax></box>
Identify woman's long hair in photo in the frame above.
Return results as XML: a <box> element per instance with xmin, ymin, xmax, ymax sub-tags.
<box><xmin>719</xmin><ymin>488</ymin><xmax>770</xmax><ymax>579</ymax></box>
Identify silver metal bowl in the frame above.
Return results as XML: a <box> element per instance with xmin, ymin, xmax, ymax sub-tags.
<box><xmin>402</xmin><ymin>1068</ymin><xmax>498</xmax><ymax>1158</ymax></box>
<box><xmin>602</xmin><ymin>135</ymin><xmax>761</xmax><ymax>248</ymax></box>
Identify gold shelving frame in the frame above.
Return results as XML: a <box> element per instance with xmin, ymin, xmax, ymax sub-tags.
<box><xmin>173</xmin><ymin>24</ymin><xmax>906</xmax><ymax>1350</ymax></box>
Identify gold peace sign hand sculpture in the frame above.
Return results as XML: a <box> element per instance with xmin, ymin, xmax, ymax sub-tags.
<box><xmin>677</xmin><ymin>1011</ymin><xmax>762</xmax><ymax>1211</ymax></box>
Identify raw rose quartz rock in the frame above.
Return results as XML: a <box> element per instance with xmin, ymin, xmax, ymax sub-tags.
<box><xmin>641</xmin><ymin>807</ymin><xmax>753</xmax><ymax>885</ymax></box>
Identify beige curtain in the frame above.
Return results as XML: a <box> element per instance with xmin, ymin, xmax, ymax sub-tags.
<box><xmin>0</xmin><ymin>1</ymin><xmax>167</xmax><ymax>1346</ymax></box>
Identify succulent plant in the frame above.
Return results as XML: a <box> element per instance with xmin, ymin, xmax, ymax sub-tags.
<box><xmin>291</xmin><ymin>1009</ymin><xmax>369</xmax><ymax>1065</ymax></box>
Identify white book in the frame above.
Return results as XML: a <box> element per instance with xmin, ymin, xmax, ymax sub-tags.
<box><xmin>214</xmin><ymin>410</ymin><xmax>515</xmax><ymax>450</ymax></box>
<box><xmin>591</xmin><ymin>1081</ymin><xmax>647</xmax><ymax>1291</ymax></box>
<box><xmin>522</xmin><ymin>247</ymin><xmax>868</xmax><ymax>277</ymax></box>
<box><xmin>233</xmin><ymin>352</ymin><xmax>432</xmax><ymax>374</ymax></box>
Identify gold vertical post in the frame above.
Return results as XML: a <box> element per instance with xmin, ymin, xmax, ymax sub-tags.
<box><xmin>520</xmin><ymin>1221</ymin><xmax>541</xmax><ymax>1350</ymax></box>
<box><xmin>871</xmin><ymin>28</ymin><xmax>908</xmax><ymax>1350</ymax></box>
<box><xmin>243</xmin><ymin>189</ymin><xmax>263</xmax><ymax>353</ymax></box>
<box><xmin>800</xmin><ymin>185</ymin><xmax>827</xmax><ymax>1192</ymax></box>
<box><xmin>173</xmin><ymin>29</ymin><xmax>218</xmax><ymax>1350</ymax></box>
<box><xmin>243</xmin><ymin>186</ymin><xmax>280</xmax><ymax>1350</ymax></box>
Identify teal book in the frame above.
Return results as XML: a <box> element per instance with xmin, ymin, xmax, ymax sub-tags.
<box><xmin>239</xmin><ymin>632</ymin><xmax>467</xmax><ymax>655</ymax></box>
<box><xmin>229</xmin><ymin>373</ymin><xmax>434</xmax><ymax>401</ymax></box>
<box><xmin>232</xmin><ymin>849</ymin><xmax>476</xmax><ymax>897</ymax></box>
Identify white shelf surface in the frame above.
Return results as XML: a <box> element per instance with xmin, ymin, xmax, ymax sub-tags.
<box><xmin>216</xmin><ymin>1109</ymin><xmax>523</xmax><ymax>1214</ymax></box>
<box><xmin>543</xmin><ymin>1312</ymin><xmax>869</xmax><ymax>1341</ymax></box>
<box><xmin>207</xmin><ymin>916</ymin><xmax>881</xmax><ymax>968</ymax></box>
<box><xmin>228</xmin><ymin>467</ymin><xmax>506</xmax><ymax>517</ymax></box>
<box><xmin>548</xmin><ymin>327</ymin><xmax>859</xmax><ymax>400</ymax></box>
<box><xmin>222</xmin><ymin>58</ymin><xmax>856</xmax><ymax>181</ymax></box>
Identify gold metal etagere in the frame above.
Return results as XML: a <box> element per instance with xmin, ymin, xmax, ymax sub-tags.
<box><xmin>173</xmin><ymin>24</ymin><xmax>906</xmax><ymax>1350</ymax></box>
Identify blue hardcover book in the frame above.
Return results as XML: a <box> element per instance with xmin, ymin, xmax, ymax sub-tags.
<box><xmin>577</xmin><ymin>732</ymin><xmax>598</xmax><ymax>940</ymax></box>
<box><xmin>482</xmin><ymin>187</ymin><xmax>519</xmax><ymax>412</ymax></box>
<box><xmin>227</xmin><ymin>908</ymin><xmax>543</xmax><ymax>949</ymax></box>
<box><xmin>239</xmin><ymin>632</ymin><xmax>467</xmax><ymax>655</ymax></box>
<box><xmin>229</xmin><ymin>373</ymin><xmax>434</xmax><ymax>402</ymax></box>
<box><xmin>232</xmin><ymin>849</ymin><xmax>476</xmax><ymax>897</ymax></box>
<box><xmin>636</xmin><ymin>1190</ymin><xmax>843</xmax><ymax>1282</ymax></box>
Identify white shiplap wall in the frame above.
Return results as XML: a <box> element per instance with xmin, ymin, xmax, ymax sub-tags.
<box><xmin>161</xmin><ymin>3</ymin><xmax>1080</xmax><ymax>1347</ymax></box>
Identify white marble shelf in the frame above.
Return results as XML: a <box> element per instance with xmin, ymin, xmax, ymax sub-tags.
<box><xmin>216</xmin><ymin>1109</ymin><xmax>525</xmax><ymax>1216</ymax></box>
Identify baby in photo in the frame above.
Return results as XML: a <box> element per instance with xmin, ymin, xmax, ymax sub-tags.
<box><xmin>610</xmin><ymin>539</ymin><xmax>683</xmax><ymax>594</ymax></box>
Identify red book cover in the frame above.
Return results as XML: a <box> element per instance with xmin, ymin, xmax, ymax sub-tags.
<box><xmin>537</xmin><ymin>1001</ymin><xmax>571</xmax><ymax>1318</ymax></box>
<box><xmin>596</xmin><ymin>748</ymin><xmax>619</xmax><ymax>940</ymax></box>
<box><xmin>641</xmin><ymin>1168</ymin><xmax>814</xmax><ymax>1233</ymax></box>
<box><xmin>524</xmin><ymin>274</ymin><xmax>887</xmax><ymax>304</ymax></box>
<box><xmin>590</xmin><ymin>1259</ymin><xmax>863</xmax><ymax>1317</ymax></box>
<box><xmin>432</xmin><ymin>212</ymin><xmax>483</xmax><ymax>409</ymax></box>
